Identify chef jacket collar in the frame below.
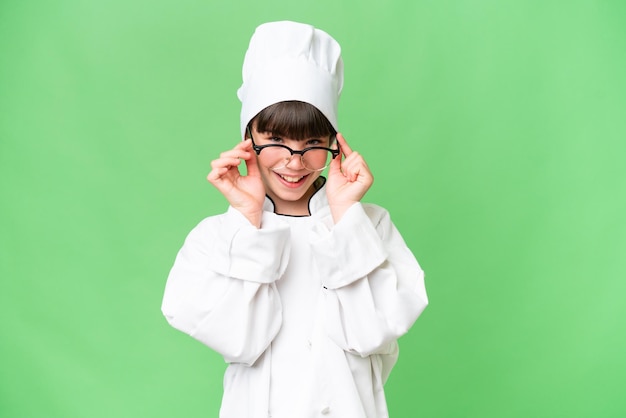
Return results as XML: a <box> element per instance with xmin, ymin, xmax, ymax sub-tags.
<box><xmin>262</xmin><ymin>176</ymin><xmax>328</xmax><ymax>216</ymax></box>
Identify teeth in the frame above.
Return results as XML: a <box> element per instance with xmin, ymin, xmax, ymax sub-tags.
<box><xmin>279</xmin><ymin>174</ymin><xmax>304</xmax><ymax>183</ymax></box>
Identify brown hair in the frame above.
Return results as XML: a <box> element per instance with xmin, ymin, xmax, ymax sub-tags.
<box><xmin>249</xmin><ymin>101</ymin><xmax>336</xmax><ymax>141</ymax></box>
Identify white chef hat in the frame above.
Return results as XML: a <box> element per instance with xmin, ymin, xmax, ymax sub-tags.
<box><xmin>237</xmin><ymin>21</ymin><xmax>344</xmax><ymax>139</ymax></box>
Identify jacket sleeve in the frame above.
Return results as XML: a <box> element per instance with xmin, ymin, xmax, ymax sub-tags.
<box><xmin>161</xmin><ymin>206</ymin><xmax>290</xmax><ymax>366</ymax></box>
<box><xmin>310</xmin><ymin>203</ymin><xmax>428</xmax><ymax>357</ymax></box>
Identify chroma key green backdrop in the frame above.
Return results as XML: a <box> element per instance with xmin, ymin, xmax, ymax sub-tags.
<box><xmin>1</xmin><ymin>1</ymin><xmax>625</xmax><ymax>417</ymax></box>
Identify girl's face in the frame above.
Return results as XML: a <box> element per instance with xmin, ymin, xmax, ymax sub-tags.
<box><xmin>249</xmin><ymin>124</ymin><xmax>332</xmax><ymax>215</ymax></box>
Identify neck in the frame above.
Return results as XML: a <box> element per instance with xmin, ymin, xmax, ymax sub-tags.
<box><xmin>267</xmin><ymin>185</ymin><xmax>316</xmax><ymax>216</ymax></box>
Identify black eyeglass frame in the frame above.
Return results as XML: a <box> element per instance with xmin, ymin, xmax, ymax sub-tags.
<box><xmin>246</xmin><ymin>126</ymin><xmax>340</xmax><ymax>172</ymax></box>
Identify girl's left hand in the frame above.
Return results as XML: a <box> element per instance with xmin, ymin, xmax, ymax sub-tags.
<box><xmin>326</xmin><ymin>133</ymin><xmax>374</xmax><ymax>223</ymax></box>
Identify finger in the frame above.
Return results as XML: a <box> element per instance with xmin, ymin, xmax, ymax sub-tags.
<box><xmin>237</xmin><ymin>138</ymin><xmax>253</xmax><ymax>150</ymax></box>
<box><xmin>207</xmin><ymin>166</ymin><xmax>231</xmax><ymax>182</ymax></box>
<box><xmin>345</xmin><ymin>164</ymin><xmax>360</xmax><ymax>182</ymax></box>
<box><xmin>328</xmin><ymin>145</ymin><xmax>344</xmax><ymax>177</ymax></box>
<box><xmin>342</xmin><ymin>153</ymin><xmax>372</xmax><ymax>182</ymax></box>
<box><xmin>339</xmin><ymin>151</ymin><xmax>358</xmax><ymax>180</ymax></box>
<box><xmin>214</xmin><ymin>139</ymin><xmax>252</xmax><ymax>160</ymax></box>
<box><xmin>236</xmin><ymin>138</ymin><xmax>260</xmax><ymax>176</ymax></box>
<box><xmin>342</xmin><ymin>152</ymin><xmax>371</xmax><ymax>173</ymax></box>
<box><xmin>336</xmin><ymin>133</ymin><xmax>353</xmax><ymax>157</ymax></box>
<box><xmin>211</xmin><ymin>156</ymin><xmax>242</xmax><ymax>170</ymax></box>
<box><xmin>244</xmin><ymin>149</ymin><xmax>260</xmax><ymax>177</ymax></box>
<box><xmin>220</xmin><ymin>147</ymin><xmax>252</xmax><ymax>161</ymax></box>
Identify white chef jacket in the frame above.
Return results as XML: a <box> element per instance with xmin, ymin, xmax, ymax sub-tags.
<box><xmin>162</xmin><ymin>183</ymin><xmax>428</xmax><ymax>418</ymax></box>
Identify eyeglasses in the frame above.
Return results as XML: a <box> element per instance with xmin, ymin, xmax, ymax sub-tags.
<box><xmin>247</xmin><ymin>126</ymin><xmax>340</xmax><ymax>172</ymax></box>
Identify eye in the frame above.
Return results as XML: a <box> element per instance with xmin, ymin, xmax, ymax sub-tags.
<box><xmin>306</xmin><ymin>138</ymin><xmax>323</xmax><ymax>146</ymax></box>
<box><xmin>269</xmin><ymin>136</ymin><xmax>283</xmax><ymax>143</ymax></box>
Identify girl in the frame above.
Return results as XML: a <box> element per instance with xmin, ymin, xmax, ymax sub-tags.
<box><xmin>162</xmin><ymin>21</ymin><xmax>428</xmax><ymax>418</ymax></box>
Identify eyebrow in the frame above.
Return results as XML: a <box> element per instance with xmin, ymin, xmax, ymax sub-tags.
<box><xmin>260</xmin><ymin>131</ymin><xmax>324</xmax><ymax>141</ymax></box>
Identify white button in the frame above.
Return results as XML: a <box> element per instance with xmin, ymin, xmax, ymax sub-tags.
<box><xmin>321</xmin><ymin>406</ymin><xmax>330</xmax><ymax>415</ymax></box>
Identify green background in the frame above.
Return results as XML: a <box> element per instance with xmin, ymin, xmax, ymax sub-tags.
<box><xmin>1</xmin><ymin>0</ymin><xmax>625</xmax><ymax>417</ymax></box>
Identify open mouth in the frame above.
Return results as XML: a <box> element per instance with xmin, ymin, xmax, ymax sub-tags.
<box><xmin>276</xmin><ymin>172</ymin><xmax>308</xmax><ymax>185</ymax></box>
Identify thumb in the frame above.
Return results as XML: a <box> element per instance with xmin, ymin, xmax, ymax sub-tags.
<box><xmin>245</xmin><ymin>149</ymin><xmax>260</xmax><ymax>177</ymax></box>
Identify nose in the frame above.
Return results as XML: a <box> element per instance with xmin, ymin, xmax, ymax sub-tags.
<box><xmin>285</xmin><ymin>153</ymin><xmax>306</xmax><ymax>170</ymax></box>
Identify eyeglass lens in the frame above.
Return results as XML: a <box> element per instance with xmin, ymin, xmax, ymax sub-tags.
<box><xmin>263</xmin><ymin>147</ymin><xmax>333</xmax><ymax>171</ymax></box>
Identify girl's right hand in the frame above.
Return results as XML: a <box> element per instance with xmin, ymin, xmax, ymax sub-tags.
<box><xmin>207</xmin><ymin>139</ymin><xmax>265</xmax><ymax>228</ymax></box>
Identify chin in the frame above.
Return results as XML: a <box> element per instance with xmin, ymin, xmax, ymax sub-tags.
<box><xmin>265</xmin><ymin>174</ymin><xmax>319</xmax><ymax>206</ymax></box>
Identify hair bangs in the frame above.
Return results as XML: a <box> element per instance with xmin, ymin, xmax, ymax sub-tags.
<box><xmin>252</xmin><ymin>101</ymin><xmax>336</xmax><ymax>140</ymax></box>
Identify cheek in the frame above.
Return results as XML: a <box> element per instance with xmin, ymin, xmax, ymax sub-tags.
<box><xmin>255</xmin><ymin>155</ymin><xmax>270</xmax><ymax>171</ymax></box>
<box><xmin>308</xmin><ymin>171</ymin><xmax>322</xmax><ymax>184</ymax></box>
